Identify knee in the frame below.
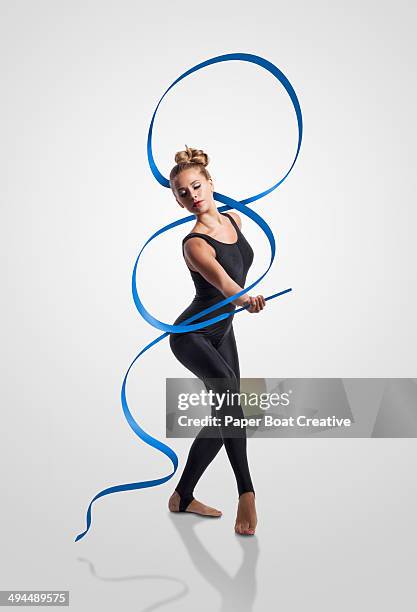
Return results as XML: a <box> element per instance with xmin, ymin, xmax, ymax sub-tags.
<box><xmin>209</xmin><ymin>371</ymin><xmax>239</xmax><ymax>395</ymax></box>
<box><xmin>228</xmin><ymin>373</ymin><xmax>239</xmax><ymax>394</ymax></box>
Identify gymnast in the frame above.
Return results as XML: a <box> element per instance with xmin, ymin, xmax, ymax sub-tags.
<box><xmin>167</xmin><ymin>146</ymin><xmax>266</xmax><ymax>536</ymax></box>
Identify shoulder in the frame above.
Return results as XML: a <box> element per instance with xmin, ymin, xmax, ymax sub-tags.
<box><xmin>227</xmin><ymin>211</ymin><xmax>242</xmax><ymax>229</ymax></box>
<box><xmin>183</xmin><ymin>235</ymin><xmax>215</xmax><ymax>257</ymax></box>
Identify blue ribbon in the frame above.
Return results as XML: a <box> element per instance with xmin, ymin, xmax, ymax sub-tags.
<box><xmin>75</xmin><ymin>52</ymin><xmax>302</xmax><ymax>542</ymax></box>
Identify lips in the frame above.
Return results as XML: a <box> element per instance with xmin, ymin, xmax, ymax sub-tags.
<box><xmin>193</xmin><ymin>200</ymin><xmax>203</xmax><ymax>208</ymax></box>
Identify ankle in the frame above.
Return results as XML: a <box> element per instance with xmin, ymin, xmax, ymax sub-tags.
<box><xmin>239</xmin><ymin>491</ymin><xmax>255</xmax><ymax>500</ymax></box>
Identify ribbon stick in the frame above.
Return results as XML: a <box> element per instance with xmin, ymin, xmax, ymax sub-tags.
<box><xmin>75</xmin><ymin>52</ymin><xmax>303</xmax><ymax>542</ymax></box>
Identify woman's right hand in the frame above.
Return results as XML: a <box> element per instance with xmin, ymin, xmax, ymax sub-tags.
<box><xmin>243</xmin><ymin>295</ymin><xmax>266</xmax><ymax>313</ymax></box>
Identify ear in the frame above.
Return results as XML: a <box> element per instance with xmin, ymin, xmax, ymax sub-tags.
<box><xmin>208</xmin><ymin>178</ymin><xmax>214</xmax><ymax>191</ymax></box>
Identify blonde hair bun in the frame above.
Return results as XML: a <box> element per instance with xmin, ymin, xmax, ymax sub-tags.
<box><xmin>174</xmin><ymin>145</ymin><xmax>209</xmax><ymax>167</ymax></box>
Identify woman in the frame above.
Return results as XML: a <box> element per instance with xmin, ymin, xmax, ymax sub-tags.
<box><xmin>168</xmin><ymin>146</ymin><xmax>266</xmax><ymax>536</ymax></box>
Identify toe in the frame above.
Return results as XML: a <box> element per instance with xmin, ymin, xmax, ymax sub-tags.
<box><xmin>241</xmin><ymin>521</ymin><xmax>254</xmax><ymax>535</ymax></box>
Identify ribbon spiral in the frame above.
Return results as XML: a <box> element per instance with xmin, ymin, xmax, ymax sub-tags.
<box><xmin>75</xmin><ymin>53</ymin><xmax>303</xmax><ymax>542</ymax></box>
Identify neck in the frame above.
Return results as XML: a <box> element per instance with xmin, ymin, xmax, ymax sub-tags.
<box><xmin>194</xmin><ymin>204</ymin><xmax>225</xmax><ymax>231</ymax></box>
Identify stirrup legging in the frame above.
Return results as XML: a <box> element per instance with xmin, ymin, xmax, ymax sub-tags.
<box><xmin>169</xmin><ymin>325</ymin><xmax>254</xmax><ymax>511</ymax></box>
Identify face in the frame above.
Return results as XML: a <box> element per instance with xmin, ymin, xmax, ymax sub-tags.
<box><xmin>172</xmin><ymin>169</ymin><xmax>214</xmax><ymax>214</ymax></box>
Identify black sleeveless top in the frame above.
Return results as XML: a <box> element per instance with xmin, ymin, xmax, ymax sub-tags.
<box><xmin>172</xmin><ymin>212</ymin><xmax>254</xmax><ymax>338</ymax></box>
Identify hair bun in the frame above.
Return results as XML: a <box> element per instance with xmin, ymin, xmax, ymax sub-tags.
<box><xmin>174</xmin><ymin>145</ymin><xmax>209</xmax><ymax>167</ymax></box>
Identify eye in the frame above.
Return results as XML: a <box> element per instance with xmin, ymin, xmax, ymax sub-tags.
<box><xmin>193</xmin><ymin>184</ymin><xmax>201</xmax><ymax>189</ymax></box>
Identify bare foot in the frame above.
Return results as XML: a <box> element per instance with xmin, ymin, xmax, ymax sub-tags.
<box><xmin>235</xmin><ymin>492</ymin><xmax>257</xmax><ymax>535</ymax></box>
<box><xmin>168</xmin><ymin>491</ymin><xmax>222</xmax><ymax>517</ymax></box>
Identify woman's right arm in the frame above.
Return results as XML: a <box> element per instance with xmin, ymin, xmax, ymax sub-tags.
<box><xmin>184</xmin><ymin>238</ymin><xmax>265</xmax><ymax>313</ymax></box>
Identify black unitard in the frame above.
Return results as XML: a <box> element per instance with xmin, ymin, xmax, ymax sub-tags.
<box><xmin>169</xmin><ymin>212</ymin><xmax>255</xmax><ymax>512</ymax></box>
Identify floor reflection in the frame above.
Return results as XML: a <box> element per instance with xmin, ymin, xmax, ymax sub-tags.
<box><xmin>77</xmin><ymin>557</ymin><xmax>189</xmax><ymax>612</ymax></box>
<box><xmin>168</xmin><ymin>512</ymin><xmax>259</xmax><ymax>612</ymax></box>
<box><xmin>78</xmin><ymin>510</ymin><xmax>259</xmax><ymax>612</ymax></box>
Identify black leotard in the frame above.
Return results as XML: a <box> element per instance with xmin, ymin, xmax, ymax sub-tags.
<box><xmin>169</xmin><ymin>212</ymin><xmax>255</xmax><ymax>512</ymax></box>
<box><xmin>172</xmin><ymin>212</ymin><xmax>254</xmax><ymax>342</ymax></box>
